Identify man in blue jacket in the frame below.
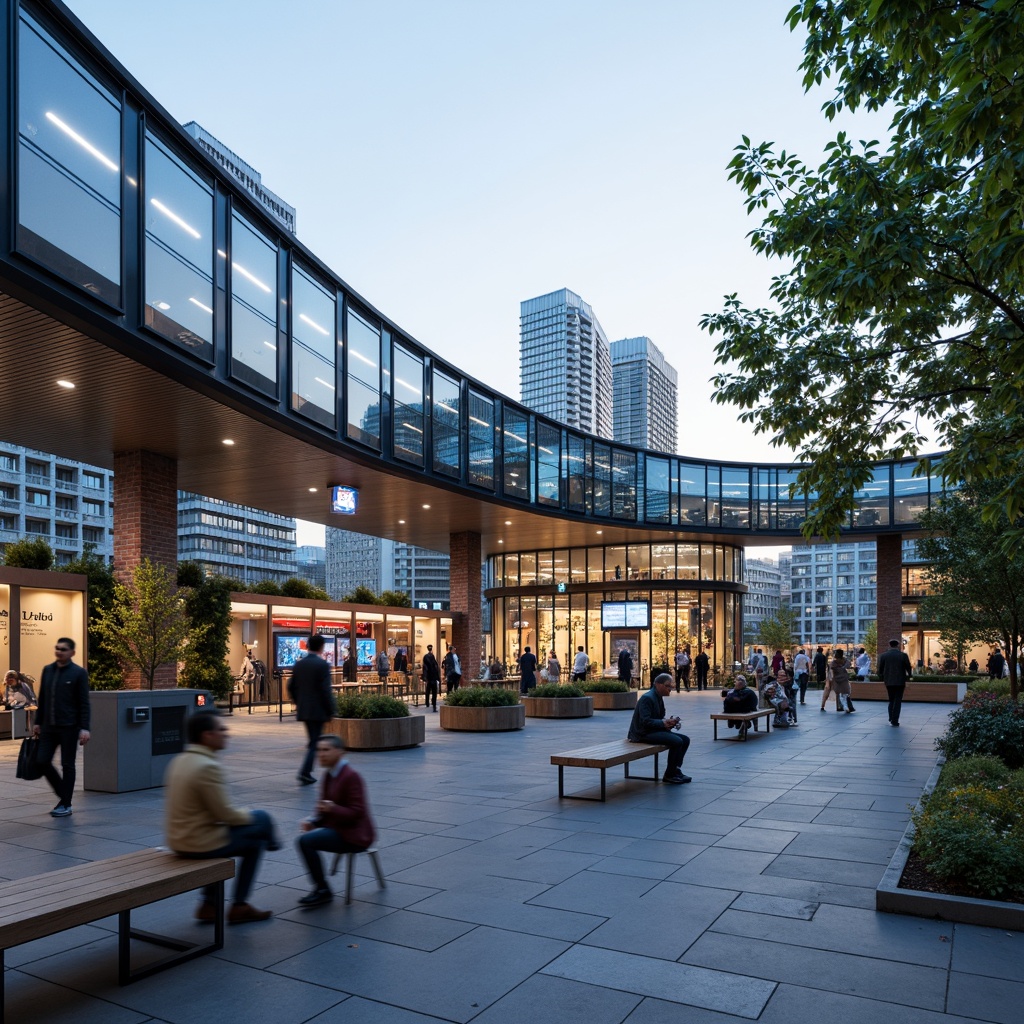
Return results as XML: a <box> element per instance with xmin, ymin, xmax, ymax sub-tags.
<box><xmin>33</xmin><ymin>637</ymin><xmax>90</xmax><ymax>817</ymax></box>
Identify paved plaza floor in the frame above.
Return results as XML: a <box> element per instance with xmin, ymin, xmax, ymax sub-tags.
<box><xmin>3</xmin><ymin>690</ymin><xmax>1022</xmax><ymax>1024</ymax></box>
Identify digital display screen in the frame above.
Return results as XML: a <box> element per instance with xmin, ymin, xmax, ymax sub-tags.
<box><xmin>331</xmin><ymin>485</ymin><xmax>358</xmax><ymax>515</ymax></box>
<box><xmin>601</xmin><ymin>601</ymin><xmax>651</xmax><ymax>630</ymax></box>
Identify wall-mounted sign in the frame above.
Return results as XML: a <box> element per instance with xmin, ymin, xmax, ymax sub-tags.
<box><xmin>331</xmin><ymin>485</ymin><xmax>358</xmax><ymax>515</ymax></box>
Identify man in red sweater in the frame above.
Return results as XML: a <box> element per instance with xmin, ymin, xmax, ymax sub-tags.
<box><xmin>295</xmin><ymin>734</ymin><xmax>376</xmax><ymax>907</ymax></box>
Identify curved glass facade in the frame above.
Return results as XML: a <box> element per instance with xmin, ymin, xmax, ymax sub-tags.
<box><xmin>486</xmin><ymin>542</ymin><xmax>745</xmax><ymax>678</ymax></box>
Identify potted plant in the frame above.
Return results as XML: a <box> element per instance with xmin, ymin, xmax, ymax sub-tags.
<box><xmin>522</xmin><ymin>682</ymin><xmax>593</xmax><ymax>718</ymax></box>
<box><xmin>325</xmin><ymin>693</ymin><xmax>425</xmax><ymax>750</ymax></box>
<box><xmin>440</xmin><ymin>686</ymin><xmax>525</xmax><ymax>731</ymax></box>
<box><xmin>581</xmin><ymin>679</ymin><xmax>637</xmax><ymax>710</ymax></box>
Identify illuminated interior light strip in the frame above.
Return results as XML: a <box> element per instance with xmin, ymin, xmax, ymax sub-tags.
<box><xmin>401</xmin><ymin>422</ymin><xmax>423</xmax><ymax>434</ymax></box>
<box><xmin>349</xmin><ymin>349</ymin><xmax>377</xmax><ymax>369</ymax></box>
<box><xmin>314</xmin><ymin>376</ymin><xmax>335</xmax><ymax>391</ymax></box>
<box><xmin>263</xmin><ymin>340</ymin><xmax>277</xmax><ymax>351</ymax></box>
<box><xmin>232</xmin><ymin>261</ymin><xmax>272</xmax><ymax>293</ymax></box>
<box><xmin>469</xmin><ymin>415</ymin><xmax>490</xmax><ymax>427</ymax></box>
<box><xmin>150</xmin><ymin>197</ymin><xmax>201</xmax><ymax>238</ymax></box>
<box><xmin>434</xmin><ymin>401</ymin><xmax>458</xmax><ymax>415</ymax></box>
<box><xmin>299</xmin><ymin>312</ymin><xmax>330</xmax><ymax>336</ymax></box>
<box><xmin>189</xmin><ymin>297</ymin><xmax>213</xmax><ymax>314</ymax></box>
<box><xmin>45</xmin><ymin>111</ymin><xmax>118</xmax><ymax>171</ymax></box>
<box><xmin>394</xmin><ymin>376</ymin><xmax>421</xmax><ymax>396</ymax></box>
<box><xmin>503</xmin><ymin>430</ymin><xmax>527</xmax><ymax>443</ymax></box>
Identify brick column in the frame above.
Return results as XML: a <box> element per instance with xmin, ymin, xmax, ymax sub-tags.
<box><xmin>449</xmin><ymin>531</ymin><xmax>482</xmax><ymax>674</ymax></box>
<box><xmin>113</xmin><ymin>450</ymin><xmax>179</xmax><ymax>689</ymax></box>
<box><xmin>876</xmin><ymin>533</ymin><xmax>903</xmax><ymax>652</ymax></box>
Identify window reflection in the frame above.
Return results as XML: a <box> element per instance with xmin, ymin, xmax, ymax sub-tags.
<box><xmin>536</xmin><ymin>422</ymin><xmax>560</xmax><ymax>506</ymax></box>
<box><xmin>18</xmin><ymin>14</ymin><xmax>121</xmax><ymax>303</ymax></box>
<box><xmin>290</xmin><ymin>265</ymin><xmax>336</xmax><ymax>428</ymax></box>
<box><xmin>393</xmin><ymin>346</ymin><xmax>424</xmax><ymax>466</ymax></box>
<box><xmin>503</xmin><ymin>408</ymin><xmax>529</xmax><ymax>499</ymax></box>
<box><xmin>346</xmin><ymin>308</ymin><xmax>381</xmax><ymax>449</ymax></box>
<box><xmin>230</xmin><ymin>212</ymin><xmax>278</xmax><ymax>393</ymax></box>
<box><xmin>432</xmin><ymin>371</ymin><xmax>460</xmax><ymax>477</ymax></box>
<box><xmin>468</xmin><ymin>390</ymin><xmax>494</xmax><ymax>488</ymax></box>
<box><xmin>144</xmin><ymin>133</ymin><xmax>213</xmax><ymax>355</ymax></box>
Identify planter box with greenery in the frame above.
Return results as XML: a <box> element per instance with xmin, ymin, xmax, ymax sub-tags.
<box><xmin>440</xmin><ymin>687</ymin><xmax>525</xmax><ymax>731</ymax></box>
<box><xmin>877</xmin><ymin>694</ymin><xmax>1024</xmax><ymax>929</ymax></box>
<box><xmin>326</xmin><ymin>693</ymin><xmax>424</xmax><ymax>750</ymax></box>
<box><xmin>522</xmin><ymin>683</ymin><xmax>593</xmax><ymax>718</ymax></box>
<box><xmin>580</xmin><ymin>680</ymin><xmax>637</xmax><ymax>710</ymax></box>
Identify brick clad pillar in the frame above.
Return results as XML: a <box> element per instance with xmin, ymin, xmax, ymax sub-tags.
<box><xmin>876</xmin><ymin>533</ymin><xmax>903</xmax><ymax>652</ymax></box>
<box><xmin>449</xmin><ymin>531</ymin><xmax>482</xmax><ymax>673</ymax></box>
<box><xmin>113</xmin><ymin>450</ymin><xmax>179</xmax><ymax>689</ymax></box>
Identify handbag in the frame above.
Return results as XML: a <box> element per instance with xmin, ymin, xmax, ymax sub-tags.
<box><xmin>16</xmin><ymin>736</ymin><xmax>44</xmax><ymax>780</ymax></box>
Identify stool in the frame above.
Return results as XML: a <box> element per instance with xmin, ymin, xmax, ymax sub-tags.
<box><xmin>329</xmin><ymin>847</ymin><xmax>386</xmax><ymax>905</ymax></box>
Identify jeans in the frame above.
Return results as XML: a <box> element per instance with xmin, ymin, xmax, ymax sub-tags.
<box><xmin>642</xmin><ymin>729</ymin><xmax>690</xmax><ymax>776</ymax></box>
<box><xmin>36</xmin><ymin>725</ymin><xmax>80</xmax><ymax>806</ymax></box>
<box><xmin>299</xmin><ymin>720</ymin><xmax>324</xmax><ymax>778</ymax></box>
<box><xmin>297</xmin><ymin>828</ymin><xmax>367</xmax><ymax>888</ymax></box>
<box><xmin>182</xmin><ymin>809</ymin><xmax>277</xmax><ymax>905</ymax></box>
<box><xmin>796</xmin><ymin>673</ymin><xmax>808</xmax><ymax>702</ymax></box>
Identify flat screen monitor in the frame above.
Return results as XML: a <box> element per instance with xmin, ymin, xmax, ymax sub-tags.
<box><xmin>275</xmin><ymin>634</ymin><xmax>337</xmax><ymax>669</ymax></box>
<box><xmin>601</xmin><ymin>600</ymin><xmax>651</xmax><ymax>630</ymax></box>
<box><xmin>338</xmin><ymin>638</ymin><xmax>376</xmax><ymax>668</ymax></box>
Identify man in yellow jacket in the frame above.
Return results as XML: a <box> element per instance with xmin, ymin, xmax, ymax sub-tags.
<box><xmin>165</xmin><ymin>710</ymin><xmax>279</xmax><ymax>924</ymax></box>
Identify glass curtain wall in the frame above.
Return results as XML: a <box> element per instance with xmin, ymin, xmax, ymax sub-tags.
<box><xmin>229</xmin><ymin>212</ymin><xmax>278</xmax><ymax>394</ymax></box>
<box><xmin>346</xmin><ymin>308</ymin><xmax>381</xmax><ymax>448</ymax></box>
<box><xmin>290</xmin><ymin>265</ymin><xmax>336</xmax><ymax>428</ymax></box>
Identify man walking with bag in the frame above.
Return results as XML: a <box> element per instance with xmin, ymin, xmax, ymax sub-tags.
<box><xmin>33</xmin><ymin>637</ymin><xmax>89</xmax><ymax>818</ymax></box>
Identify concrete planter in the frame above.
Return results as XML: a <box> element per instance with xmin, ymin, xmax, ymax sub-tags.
<box><xmin>877</xmin><ymin>762</ymin><xmax>1024</xmax><ymax>930</ymax></box>
<box><xmin>584</xmin><ymin>690</ymin><xmax>637</xmax><ymax>711</ymax></box>
<box><xmin>522</xmin><ymin>696</ymin><xmax>593</xmax><ymax>718</ymax></box>
<box><xmin>324</xmin><ymin>715</ymin><xmax>425</xmax><ymax>751</ymax></box>
<box><xmin>439</xmin><ymin>704</ymin><xmax>525</xmax><ymax>731</ymax></box>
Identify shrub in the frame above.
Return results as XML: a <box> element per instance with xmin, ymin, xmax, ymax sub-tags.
<box><xmin>912</xmin><ymin>779</ymin><xmax>1024</xmax><ymax>897</ymax></box>
<box><xmin>526</xmin><ymin>683</ymin><xmax>586</xmax><ymax>698</ymax></box>
<box><xmin>968</xmin><ymin>677</ymin><xmax>1014</xmax><ymax>698</ymax></box>
<box><xmin>934</xmin><ymin>691</ymin><xmax>1024</xmax><ymax>768</ymax></box>
<box><xmin>933</xmin><ymin>755</ymin><xmax>1011</xmax><ymax>794</ymax></box>
<box><xmin>444</xmin><ymin>686</ymin><xmax>520</xmax><ymax>707</ymax></box>
<box><xmin>335</xmin><ymin>693</ymin><xmax>410</xmax><ymax>719</ymax></box>
<box><xmin>581</xmin><ymin>680</ymin><xmax>630</xmax><ymax>693</ymax></box>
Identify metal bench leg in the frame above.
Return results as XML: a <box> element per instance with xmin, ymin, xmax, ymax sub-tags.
<box><xmin>118</xmin><ymin>879</ymin><xmax>225</xmax><ymax>986</ymax></box>
<box><xmin>714</xmin><ymin>719</ymin><xmax>719</xmax><ymax>740</ymax></box>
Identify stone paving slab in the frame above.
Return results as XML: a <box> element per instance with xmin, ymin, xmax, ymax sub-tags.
<box><xmin>541</xmin><ymin>945</ymin><xmax>776</xmax><ymax>1019</ymax></box>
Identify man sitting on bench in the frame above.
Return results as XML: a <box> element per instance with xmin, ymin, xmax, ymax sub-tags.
<box><xmin>721</xmin><ymin>674</ymin><xmax>759</xmax><ymax>737</ymax></box>
<box><xmin>763</xmin><ymin>671</ymin><xmax>797</xmax><ymax>728</ymax></box>
<box><xmin>627</xmin><ymin>673</ymin><xmax>691</xmax><ymax>784</ymax></box>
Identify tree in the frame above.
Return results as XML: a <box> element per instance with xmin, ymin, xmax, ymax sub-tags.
<box><xmin>281</xmin><ymin>577</ymin><xmax>330</xmax><ymax>601</ymax></box>
<box><xmin>379</xmin><ymin>589</ymin><xmax>411</xmax><ymax>608</ymax></box>
<box><xmin>861</xmin><ymin>620</ymin><xmax>877</xmax><ymax>660</ymax></box>
<box><xmin>63</xmin><ymin>546</ymin><xmax>121</xmax><ymax>690</ymax></box>
<box><xmin>701</xmin><ymin>2</ymin><xmax>1024</xmax><ymax>543</ymax></box>
<box><xmin>917</xmin><ymin>483</ymin><xmax>1024</xmax><ymax>699</ymax></box>
<box><xmin>2</xmin><ymin>536</ymin><xmax>54</xmax><ymax>569</ymax></box>
<box><xmin>345</xmin><ymin>585</ymin><xmax>380</xmax><ymax>605</ymax></box>
<box><xmin>177</xmin><ymin>563</ymin><xmax>234</xmax><ymax>699</ymax></box>
<box><xmin>757</xmin><ymin>603</ymin><xmax>798</xmax><ymax>654</ymax></box>
<box><xmin>94</xmin><ymin>559</ymin><xmax>208</xmax><ymax>690</ymax></box>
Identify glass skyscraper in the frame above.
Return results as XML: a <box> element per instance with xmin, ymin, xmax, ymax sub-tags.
<box><xmin>520</xmin><ymin>289</ymin><xmax>613</xmax><ymax>439</ymax></box>
<box><xmin>610</xmin><ymin>336</ymin><xmax>678</xmax><ymax>452</ymax></box>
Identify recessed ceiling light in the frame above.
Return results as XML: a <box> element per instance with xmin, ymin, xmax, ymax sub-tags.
<box><xmin>56</xmin><ymin>380</ymin><xmax>75</xmax><ymax>389</ymax></box>
<box><xmin>155</xmin><ymin>301</ymin><xmax>171</xmax><ymax>310</ymax></box>
<box><xmin>504</xmin><ymin>520</ymin><xmax>511</xmax><ymax>526</ymax></box>
<box><xmin>398</xmin><ymin>519</ymin><xmax>405</xmax><ymax>524</ymax></box>
<box><xmin>498</xmin><ymin>539</ymin><xmax>504</xmax><ymax>544</ymax></box>
<box><xmin>422</xmin><ymin>504</ymin><xmax>431</xmax><ymax>510</ymax></box>
<box><xmin>222</xmin><ymin>439</ymin><xmax>235</xmax><ymax>446</ymax></box>
<box><xmin>596</xmin><ymin>529</ymin><xmax>603</xmax><ymax>535</ymax></box>
<box><xmin>308</xmin><ymin>487</ymin><xmax>317</xmax><ymax>493</ymax></box>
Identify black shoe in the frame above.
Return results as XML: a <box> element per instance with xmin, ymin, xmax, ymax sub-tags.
<box><xmin>267</xmin><ymin>839</ymin><xmax>281</xmax><ymax>852</ymax></box>
<box><xmin>297</xmin><ymin>774</ymin><xmax>316</xmax><ymax>786</ymax></box>
<box><xmin>665</xmin><ymin>773</ymin><xmax>692</xmax><ymax>784</ymax></box>
<box><xmin>890</xmin><ymin>722</ymin><xmax>900</xmax><ymax>727</ymax></box>
<box><xmin>298</xmin><ymin>887</ymin><xmax>333</xmax><ymax>907</ymax></box>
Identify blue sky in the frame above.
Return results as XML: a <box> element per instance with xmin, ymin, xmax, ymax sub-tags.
<box><xmin>64</xmin><ymin>0</ymin><xmax>891</xmax><ymax>546</ymax></box>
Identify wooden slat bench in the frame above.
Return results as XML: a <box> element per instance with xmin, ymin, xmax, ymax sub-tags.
<box><xmin>710</xmin><ymin>708</ymin><xmax>775</xmax><ymax>740</ymax></box>
<box><xmin>0</xmin><ymin>848</ymin><xmax>233</xmax><ymax>1019</ymax></box>
<box><xmin>551</xmin><ymin>739</ymin><xmax>669</xmax><ymax>801</ymax></box>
